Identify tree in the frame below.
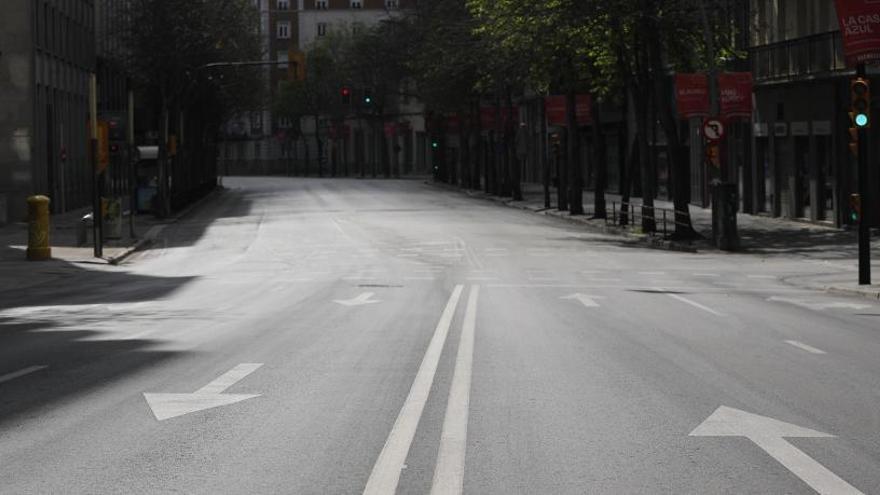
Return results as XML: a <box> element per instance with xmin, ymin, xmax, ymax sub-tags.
<box><xmin>121</xmin><ymin>0</ymin><xmax>262</xmax><ymax>215</ymax></box>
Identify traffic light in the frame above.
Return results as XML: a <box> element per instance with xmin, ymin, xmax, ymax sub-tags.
<box><xmin>850</xmin><ymin>194</ymin><xmax>862</xmax><ymax>224</ymax></box>
<box><xmin>431</xmin><ymin>139</ymin><xmax>439</xmax><ymax>150</ymax></box>
<box><xmin>363</xmin><ymin>89</ymin><xmax>373</xmax><ymax>105</ymax></box>
<box><xmin>288</xmin><ymin>50</ymin><xmax>306</xmax><ymax>81</ymax></box>
<box><xmin>341</xmin><ymin>86</ymin><xmax>351</xmax><ymax>105</ymax></box>
<box><xmin>851</xmin><ymin>78</ymin><xmax>871</xmax><ymax>128</ymax></box>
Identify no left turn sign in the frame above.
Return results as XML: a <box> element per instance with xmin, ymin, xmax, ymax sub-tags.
<box><xmin>703</xmin><ymin>119</ymin><xmax>725</xmax><ymax>141</ymax></box>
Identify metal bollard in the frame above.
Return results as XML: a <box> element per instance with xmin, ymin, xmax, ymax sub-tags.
<box><xmin>27</xmin><ymin>195</ymin><xmax>51</xmax><ymax>261</ymax></box>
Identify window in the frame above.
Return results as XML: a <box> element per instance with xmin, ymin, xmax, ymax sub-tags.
<box><xmin>351</xmin><ymin>0</ymin><xmax>362</xmax><ymax>8</ymax></box>
<box><xmin>317</xmin><ymin>22</ymin><xmax>327</xmax><ymax>37</ymax></box>
<box><xmin>277</xmin><ymin>51</ymin><xmax>289</xmax><ymax>69</ymax></box>
<box><xmin>315</xmin><ymin>0</ymin><xmax>328</xmax><ymax>9</ymax></box>
<box><xmin>385</xmin><ymin>0</ymin><xmax>399</xmax><ymax>8</ymax></box>
<box><xmin>277</xmin><ymin>21</ymin><xmax>291</xmax><ymax>39</ymax></box>
<box><xmin>277</xmin><ymin>0</ymin><xmax>290</xmax><ymax>10</ymax></box>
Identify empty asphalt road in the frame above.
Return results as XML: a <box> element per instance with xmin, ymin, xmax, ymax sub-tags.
<box><xmin>1</xmin><ymin>177</ymin><xmax>879</xmax><ymax>494</ymax></box>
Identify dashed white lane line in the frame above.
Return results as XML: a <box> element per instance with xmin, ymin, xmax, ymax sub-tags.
<box><xmin>692</xmin><ymin>273</ymin><xmax>720</xmax><ymax>278</ymax></box>
<box><xmin>785</xmin><ymin>340</ymin><xmax>827</xmax><ymax>355</ymax></box>
<box><xmin>430</xmin><ymin>286</ymin><xmax>480</xmax><ymax>495</ymax></box>
<box><xmin>666</xmin><ymin>293</ymin><xmax>726</xmax><ymax>317</ymax></box>
<box><xmin>363</xmin><ymin>285</ymin><xmax>465</xmax><ymax>495</ymax></box>
<box><xmin>0</xmin><ymin>365</ymin><xmax>48</xmax><ymax>385</ymax></box>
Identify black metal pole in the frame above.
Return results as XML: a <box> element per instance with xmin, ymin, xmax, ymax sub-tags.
<box><xmin>857</xmin><ymin>63</ymin><xmax>872</xmax><ymax>285</ymax></box>
<box><xmin>91</xmin><ymin>138</ymin><xmax>103</xmax><ymax>258</ymax></box>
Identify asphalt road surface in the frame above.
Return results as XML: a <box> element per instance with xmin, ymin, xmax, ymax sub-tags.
<box><xmin>2</xmin><ymin>177</ymin><xmax>879</xmax><ymax>494</ymax></box>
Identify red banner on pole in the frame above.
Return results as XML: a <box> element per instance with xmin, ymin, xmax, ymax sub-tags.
<box><xmin>718</xmin><ymin>72</ymin><xmax>753</xmax><ymax>118</ymax></box>
<box><xmin>674</xmin><ymin>74</ymin><xmax>710</xmax><ymax>118</ymax></box>
<box><xmin>835</xmin><ymin>0</ymin><xmax>880</xmax><ymax>65</ymax></box>
<box><xmin>479</xmin><ymin>106</ymin><xmax>520</xmax><ymax>129</ymax></box>
<box><xmin>544</xmin><ymin>95</ymin><xmax>592</xmax><ymax>126</ymax></box>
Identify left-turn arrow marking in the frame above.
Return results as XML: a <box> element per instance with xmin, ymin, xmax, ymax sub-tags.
<box><xmin>334</xmin><ymin>292</ymin><xmax>382</xmax><ymax>306</ymax></box>
<box><xmin>144</xmin><ymin>363</ymin><xmax>263</xmax><ymax>421</ymax></box>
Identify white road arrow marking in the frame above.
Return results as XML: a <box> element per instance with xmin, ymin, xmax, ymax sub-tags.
<box><xmin>769</xmin><ymin>296</ymin><xmax>872</xmax><ymax>311</ymax></box>
<box><xmin>690</xmin><ymin>406</ymin><xmax>863</xmax><ymax>495</ymax></box>
<box><xmin>334</xmin><ymin>292</ymin><xmax>382</xmax><ymax>307</ymax></box>
<box><xmin>144</xmin><ymin>363</ymin><xmax>263</xmax><ymax>421</ymax></box>
<box><xmin>561</xmin><ymin>293</ymin><xmax>604</xmax><ymax>308</ymax></box>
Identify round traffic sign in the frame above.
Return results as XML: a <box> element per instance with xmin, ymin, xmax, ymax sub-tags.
<box><xmin>703</xmin><ymin>119</ymin><xmax>725</xmax><ymax>141</ymax></box>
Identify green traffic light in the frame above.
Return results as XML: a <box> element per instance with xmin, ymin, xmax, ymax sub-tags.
<box><xmin>432</xmin><ymin>141</ymin><xmax>439</xmax><ymax>149</ymax></box>
<box><xmin>856</xmin><ymin>113</ymin><xmax>869</xmax><ymax>127</ymax></box>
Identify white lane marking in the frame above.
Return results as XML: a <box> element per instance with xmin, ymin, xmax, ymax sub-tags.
<box><xmin>691</xmin><ymin>406</ymin><xmax>864</xmax><ymax>495</ymax></box>
<box><xmin>747</xmin><ymin>274</ymin><xmax>777</xmax><ymax>280</ymax></box>
<box><xmin>144</xmin><ymin>363</ymin><xmax>263</xmax><ymax>421</ymax></box>
<box><xmin>590</xmin><ymin>278</ymin><xmax>623</xmax><ymax>283</ymax></box>
<box><xmin>561</xmin><ymin>293</ymin><xmax>604</xmax><ymax>308</ymax></box>
<box><xmin>363</xmin><ymin>285</ymin><xmax>465</xmax><ymax>495</ymax></box>
<box><xmin>334</xmin><ymin>292</ymin><xmax>382</xmax><ymax>306</ymax></box>
<box><xmin>466</xmin><ymin>277</ymin><xmax>498</xmax><ymax>281</ymax></box>
<box><xmin>0</xmin><ymin>365</ymin><xmax>48</xmax><ymax>384</ymax></box>
<box><xmin>404</xmin><ymin>277</ymin><xmax>436</xmax><ymax>281</ymax></box>
<box><xmin>785</xmin><ymin>340</ymin><xmax>827</xmax><ymax>355</ymax></box>
<box><xmin>666</xmin><ymin>293</ymin><xmax>725</xmax><ymax>317</ymax></box>
<box><xmin>693</xmin><ymin>273</ymin><xmax>721</xmax><ymax>277</ymax></box>
<box><xmin>639</xmin><ymin>271</ymin><xmax>666</xmax><ymax>276</ymax></box>
<box><xmin>430</xmin><ymin>286</ymin><xmax>480</xmax><ymax>495</ymax></box>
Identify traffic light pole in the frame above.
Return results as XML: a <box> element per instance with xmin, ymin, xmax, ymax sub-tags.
<box><xmin>857</xmin><ymin>63</ymin><xmax>872</xmax><ymax>285</ymax></box>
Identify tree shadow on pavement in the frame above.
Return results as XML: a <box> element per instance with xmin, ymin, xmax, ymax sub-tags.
<box><xmin>0</xmin><ymin>244</ymin><xmax>200</xmax><ymax>429</ymax></box>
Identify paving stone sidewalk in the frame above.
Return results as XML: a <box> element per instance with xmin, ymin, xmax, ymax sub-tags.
<box><xmin>438</xmin><ymin>181</ymin><xmax>880</xmax><ymax>300</ymax></box>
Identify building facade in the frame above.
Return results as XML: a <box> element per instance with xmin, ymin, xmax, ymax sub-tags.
<box><xmin>748</xmin><ymin>0</ymin><xmax>879</xmax><ymax>225</ymax></box>
<box><xmin>0</xmin><ymin>0</ymin><xmax>96</xmax><ymax>223</ymax></box>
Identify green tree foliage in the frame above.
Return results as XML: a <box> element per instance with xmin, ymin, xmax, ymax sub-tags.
<box><xmin>120</xmin><ymin>0</ymin><xmax>263</xmax><ymax>214</ymax></box>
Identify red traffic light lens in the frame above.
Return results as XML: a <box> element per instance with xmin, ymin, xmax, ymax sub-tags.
<box><xmin>341</xmin><ymin>87</ymin><xmax>351</xmax><ymax>96</ymax></box>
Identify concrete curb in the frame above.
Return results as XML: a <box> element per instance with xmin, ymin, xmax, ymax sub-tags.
<box><xmin>798</xmin><ymin>283</ymin><xmax>880</xmax><ymax>301</ymax></box>
<box><xmin>429</xmin><ymin>181</ymin><xmax>699</xmax><ymax>253</ymax></box>
<box><xmin>107</xmin><ymin>187</ymin><xmax>225</xmax><ymax>265</ymax></box>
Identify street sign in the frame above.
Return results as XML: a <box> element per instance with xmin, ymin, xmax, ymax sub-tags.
<box><xmin>702</xmin><ymin>119</ymin><xmax>725</xmax><ymax>141</ymax></box>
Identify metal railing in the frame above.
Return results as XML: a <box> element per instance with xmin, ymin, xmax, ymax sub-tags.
<box><xmin>605</xmin><ymin>202</ymin><xmax>691</xmax><ymax>238</ymax></box>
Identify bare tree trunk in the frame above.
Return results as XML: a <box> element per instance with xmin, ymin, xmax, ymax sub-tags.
<box><xmin>566</xmin><ymin>87</ymin><xmax>583</xmax><ymax>215</ymax></box>
<box><xmin>592</xmin><ymin>97</ymin><xmax>607</xmax><ymax>219</ymax></box>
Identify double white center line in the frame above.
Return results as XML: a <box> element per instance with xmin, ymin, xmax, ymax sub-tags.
<box><xmin>364</xmin><ymin>284</ymin><xmax>480</xmax><ymax>495</ymax></box>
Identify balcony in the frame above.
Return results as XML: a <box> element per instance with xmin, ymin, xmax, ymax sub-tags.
<box><xmin>751</xmin><ymin>31</ymin><xmax>847</xmax><ymax>83</ymax></box>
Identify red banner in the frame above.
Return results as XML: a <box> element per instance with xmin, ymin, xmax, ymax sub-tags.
<box><xmin>836</xmin><ymin>0</ymin><xmax>880</xmax><ymax>65</ymax></box>
<box><xmin>383</xmin><ymin>122</ymin><xmax>397</xmax><ymax>138</ymax></box>
<box><xmin>544</xmin><ymin>95</ymin><xmax>592</xmax><ymax>126</ymax></box>
<box><xmin>675</xmin><ymin>73</ymin><xmax>710</xmax><ymax>118</ymax></box>
<box><xmin>719</xmin><ymin>72</ymin><xmax>753</xmax><ymax>118</ymax></box>
<box><xmin>479</xmin><ymin>106</ymin><xmax>520</xmax><ymax>129</ymax></box>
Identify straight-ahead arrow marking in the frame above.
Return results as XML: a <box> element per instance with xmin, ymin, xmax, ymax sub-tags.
<box><xmin>690</xmin><ymin>406</ymin><xmax>863</xmax><ymax>494</ymax></box>
<box><xmin>334</xmin><ymin>292</ymin><xmax>382</xmax><ymax>307</ymax></box>
<box><xmin>144</xmin><ymin>363</ymin><xmax>263</xmax><ymax>421</ymax></box>
<box><xmin>561</xmin><ymin>293</ymin><xmax>604</xmax><ymax>308</ymax></box>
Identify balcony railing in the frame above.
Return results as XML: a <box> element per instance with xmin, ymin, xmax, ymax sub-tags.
<box><xmin>751</xmin><ymin>31</ymin><xmax>847</xmax><ymax>83</ymax></box>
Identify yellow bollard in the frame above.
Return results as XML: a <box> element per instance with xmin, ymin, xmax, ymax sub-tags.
<box><xmin>26</xmin><ymin>195</ymin><xmax>51</xmax><ymax>261</ymax></box>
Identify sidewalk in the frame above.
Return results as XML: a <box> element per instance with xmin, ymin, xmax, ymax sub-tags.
<box><xmin>440</xmin><ymin>181</ymin><xmax>880</xmax><ymax>300</ymax></box>
<box><xmin>0</xmin><ymin>188</ymin><xmax>222</xmax><ymax>293</ymax></box>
